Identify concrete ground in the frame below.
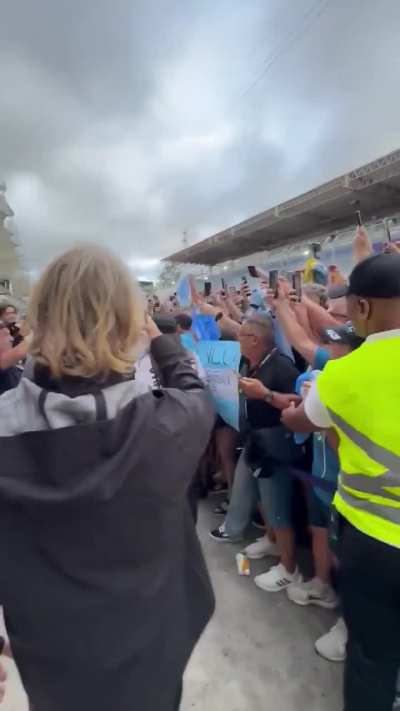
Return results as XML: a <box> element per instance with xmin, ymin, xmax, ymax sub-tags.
<box><xmin>0</xmin><ymin>500</ymin><xmax>343</xmax><ymax>711</ymax></box>
<box><xmin>183</xmin><ymin>502</ymin><xmax>343</xmax><ymax>710</ymax></box>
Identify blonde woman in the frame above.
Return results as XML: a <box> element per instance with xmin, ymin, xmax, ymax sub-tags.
<box><xmin>0</xmin><ymin>246</ymin><xmax>215</xmax><ymax>711</ymax></box>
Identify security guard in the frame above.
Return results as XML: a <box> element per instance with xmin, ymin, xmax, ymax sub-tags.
<box><xmin>282</xmin><ymin>253</ymin><xmax>400</xmax><ymax>711</ymax></box>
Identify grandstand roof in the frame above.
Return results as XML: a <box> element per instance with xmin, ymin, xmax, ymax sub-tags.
<box><xmin>165</xmin><ymin>148</ymin><xmax>400</xmax><ymax>266</ymax></box>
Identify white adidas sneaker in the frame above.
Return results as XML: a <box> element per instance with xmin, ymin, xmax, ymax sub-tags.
<box><xmin>254</xmin><ymin>563</ymin><xmax>302</xmax><ymax>592</ymax></box>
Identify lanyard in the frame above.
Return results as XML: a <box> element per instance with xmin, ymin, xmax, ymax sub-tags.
<box><xmin>244</xmin><ymin>348</ymin><xmax>277</xmax><ymax>420</ymax></box>
<box><xmin>247</xmin><ymin>348</ymin><xmax>277</xmax><ymax>377</ymax></box>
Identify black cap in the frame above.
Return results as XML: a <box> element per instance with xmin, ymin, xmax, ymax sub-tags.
<box><xmin>347</xmin><ymin>254</ymin><xmax>400</xmax><ymax>299</ymax></box>
<box><xmin>322</xmin><ymin>322</ymin><xmax>364</xmax><ymax>349</ymax></box>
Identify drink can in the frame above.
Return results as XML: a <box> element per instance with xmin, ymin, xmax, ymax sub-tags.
<box><xmin>236</xmin><ymin>552</ymin><xmax>250</xmax><ymax>576</ymax></box>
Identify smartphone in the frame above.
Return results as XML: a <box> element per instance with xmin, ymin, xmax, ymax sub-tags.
<box><xmin>356</xmin><ymin>210</ymin><xmax>362</xmax><ymax>227</ymax></box>
<box><xmin>204</xmin><ymin>281</ymin><xmax>212</xmax><ymax>297</ymax></box>
<box><xmin>383</xmin><ymin>219</ymin><xmax>392</xmax><ymax>242</ymax></box>
<box><xmin>221</xmin><ymin>277</ymin><xmax>227</xmax><ymax>291</ymax></box>
<box><xmin>241</xmin><ymin>275</ymin><xmax>251</xmax><ymax>297</ymax></box>
<box><xmin>269</xmin><ymin>270</ymin><xmax>279</xmax><ymax>292</ymax></box>
<box><xmin>292</xmin><ymin>271</ymin><xmax>302</xmax><ymax>300</ymax></box>
<box><xmin>311</xmin><ymin>242</ymin><xmax>321</xmax><ymax>259</ymax></box>
<box><xmin>247</xmin><ymin>266</ymin><xmax>258</xmax><ymax>278</ymax></box>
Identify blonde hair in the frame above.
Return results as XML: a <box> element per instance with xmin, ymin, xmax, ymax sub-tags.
<box><xmin>29</xmin><ymin>245</ymin><xmax>145</xmax><ymax>379</ymax></box>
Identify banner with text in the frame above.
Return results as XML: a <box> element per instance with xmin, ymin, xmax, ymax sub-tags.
<box><xmin>192</xmin><ymin>340</ymin><xmax>241</xmax><ymax>430</ymax></box>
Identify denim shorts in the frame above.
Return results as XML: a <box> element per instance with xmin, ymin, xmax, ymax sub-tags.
<box><xmin>307</xmin><ymin>487</ymin><xmax>330</xmax><ymax>528</ymax></box>
<box><xmin>258</xmin><ymin>465</ymin><xmax>294</xmax><ymax>529</ymax></box>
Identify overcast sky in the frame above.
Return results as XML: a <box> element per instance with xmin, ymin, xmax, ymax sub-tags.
<box><xmin>1</xmin><ymin>0</ymin><xmax>400</xmax><ymax>279</ymax></box>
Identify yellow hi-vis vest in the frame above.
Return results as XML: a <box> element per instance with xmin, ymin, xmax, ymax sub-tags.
<box><xmin>316</xmin><ymin>332</ymin><xmax>400</xmax><ymax>548</ymax></box>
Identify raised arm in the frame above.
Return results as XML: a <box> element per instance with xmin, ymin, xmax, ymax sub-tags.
<box><xmin>146</xmin><ymin>318</ymin><xmax>206</xmax><ymax>392</ymax></box>
<box><xmin>353</xmin><ymin>225</ymin><xmax>373</xmax><ymax>264</ymax></box>
<box><xmin>189</xmin><ymin>276</ymin><xmax>203</xmax><ymax>306</ymax></box>
<box><xmin>224</xmin><ymin>295</ymin><xmax>243</xmax><ymax>324</ymax></box>
<box><xmin>0</xmin><ymin>340</ymin><xmax>28</xmax><ymax>370</ymax></box>
<box><xmin>197</xmin><ymin>301</ymin><xmax>241</xmax><ymax>338</ymax></box>
<box><xmin>302</xmin><ymin>294</ymin><xmax>343</xmax><ymax>333</ymax></box>
<box><xmin>274</xmin><ymin>297</ymin><xmax>318</xmax><ymax>366</ymax></box>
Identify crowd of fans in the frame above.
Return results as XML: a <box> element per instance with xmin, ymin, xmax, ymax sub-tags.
<box><xmin>145</xmin><ymin>223</ymin><xmax>400</xmax><ymax>709</ymax></box>
<box><xmin>0</xmin><ymin>224</ymin><xmax>398</xmax><ymax>710</ymax></box>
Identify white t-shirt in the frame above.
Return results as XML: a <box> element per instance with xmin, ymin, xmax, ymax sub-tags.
<box><xmin>304</xmin><ymin>379</ymin><xmax>333</xmax><ymax>429</ymax></box>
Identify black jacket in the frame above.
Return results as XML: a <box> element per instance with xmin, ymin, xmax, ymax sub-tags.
<box><xmin>242</xmin><ymin>350</ymin><xmax>300</xmax><ymax>430</ymax></box>
<box><xmin>0</xmin><ymin>336</ymin><xmax>215</xmax><ymax>711</ymax></box>
<box><xmin>0</xmin><ymin>365</ymin><xmax>21</xmax><ymax>395</ymax></box>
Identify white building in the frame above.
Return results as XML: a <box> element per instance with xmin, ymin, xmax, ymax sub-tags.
<box><xmin>0</xmin><ymin>182</ymin><xmax>30</xmax><ymax>305</ymax></box>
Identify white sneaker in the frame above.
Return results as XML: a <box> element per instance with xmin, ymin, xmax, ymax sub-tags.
<box><xmin>244</xmin><ymin>535</ymin><xmax>280</xmax><ymax>560</ymax></box>
<box><xmin>254</xmin><ymin>563</ymin><xmax>302</xmax><ymax>593</ymax></box>
<box><xmin>315</xmin><ymin>617</ymin><xmax>348</xmax><ymax>662</ymax></box>
<box><xmin>287</xmin><ymin>577</ymin><xmax>339</xmax><ymax>609</ymax></box>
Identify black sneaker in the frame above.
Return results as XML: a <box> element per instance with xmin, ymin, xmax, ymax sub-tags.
<box><xmin>213</xmin><ymin>500</ymin><xmax>229</xmax><ymax>516</ymax></box>
<box><xmin>209</xmin><ymin>525</ymin><xmax>241</xmax><ymax>543</ymax></box>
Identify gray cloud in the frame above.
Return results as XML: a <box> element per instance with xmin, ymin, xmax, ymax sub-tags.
<box><xmin>1</xmin><ymin>0</ymin><xmax>400</xmax><ymax>279</ymax></box>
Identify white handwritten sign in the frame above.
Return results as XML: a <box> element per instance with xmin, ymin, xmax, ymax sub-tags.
<box><xmin>196</xmin><ymin>341</ymin><xmax>241</xmax><ymax>430</ymax></box>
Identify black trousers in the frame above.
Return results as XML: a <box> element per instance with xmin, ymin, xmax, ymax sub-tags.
<box><xmin>175</xmin><ymin>683</ymin><xmax>183</xmax><ymax>710</ymax></box>
<box><xmin>30</xmin><ymin>683</ymin><xmax>183</xmax><ymax>711</ymax></box>
<box><xmin>338</xmin><ymin>521</ymin><xmax>400</xmax><ymax>711</ymax></box>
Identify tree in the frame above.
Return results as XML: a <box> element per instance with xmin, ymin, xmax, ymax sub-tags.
<box><xmin>157</xmin><ymin>261</ymin><xmax>182</xmax><ymax>289</ymax></box>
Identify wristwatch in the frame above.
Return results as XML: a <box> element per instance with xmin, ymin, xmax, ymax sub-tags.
<box><xmin>264</xmin><ymin>390</ymin><xmax>274</xmax><ymax>405</ymax></box>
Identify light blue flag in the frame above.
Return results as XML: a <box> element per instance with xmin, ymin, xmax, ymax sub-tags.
<box><xmin>191</xmin><ymin>311</ymin><xmax>220</xmax><ymax>341</ymax></box>
<box><xmin>176</xmin><ymin>276</ymin><xmax>191</xmax><ymax>307</ymax></box>
<box><xmin>197</xmin><ymin>340</ymin><xmax>241</xmax><ymax>430</ymax></box>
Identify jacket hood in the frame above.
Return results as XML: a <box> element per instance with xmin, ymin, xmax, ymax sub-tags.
<box><xmin>0</xmin><ymin>335</ymin><xmax>215</xmax><ymax>513</ymax></box>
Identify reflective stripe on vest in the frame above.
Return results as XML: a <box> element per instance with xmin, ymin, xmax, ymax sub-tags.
<box><xmin>327</xmin><ymin>409</ymin><xmax>400</xmax><ymax>472</ymax></box>
<box><xmin>340</xmin><ymin>471</ymin><xmax>400</xmax><ymax>500</ymax></box>
<box><xmin>328</xmin><ymin>409</ymin><xmax>400</xmax><ymax>522</ymax></box>
<box><xmin>338</xmin><ymin>483</ymin><xmax>400</xmax><ymax>524</ymax></box>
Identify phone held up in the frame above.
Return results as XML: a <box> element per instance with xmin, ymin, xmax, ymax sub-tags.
<box><xmin>247</xmin><ymin>266</ymin><xmax>258</xmax><ymax>278</ymax></box>
<box><xmin>292</xmin><ymin>271</ymin><xmax>302</xmax><ymax>301</ymax></box>
<box><xmin>311</xmin><ymin>242</ymin><xmax>321</xmax><ymax>259</ymax></box>
<box><xmin>383</xmin><ymin>219</ymin><xmax>392</xmax><ymax>242</ymax></box>
<box><xmin>269</xmin><ymin>270</ymin><xmax>279</xmax><ymax>298</ymax></box>
<box><xmin>204</xmin><ymin>281</ymin><xmax>212</xmax><ymax>297</ymax></box>
<box><xmin>241</xmin><ymin>275</ymin><xmax>251</xmax><ymax>297</ymax></box>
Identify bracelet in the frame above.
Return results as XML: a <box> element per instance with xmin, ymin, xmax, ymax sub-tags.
<box><xmin>264</xmin><ymin>390</ymin><xmax>274</xmax><ymax>405</ymax></box>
